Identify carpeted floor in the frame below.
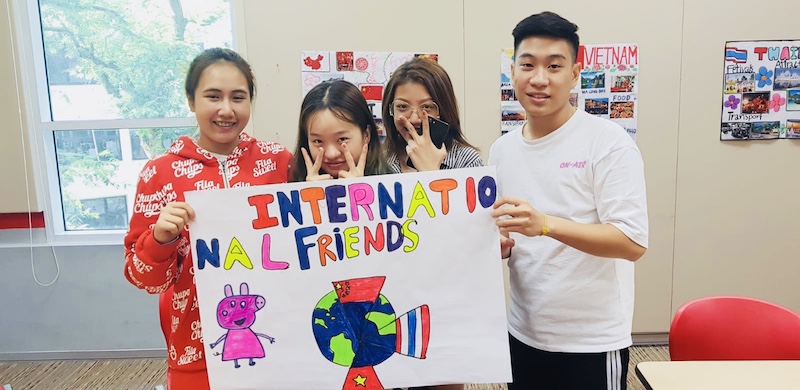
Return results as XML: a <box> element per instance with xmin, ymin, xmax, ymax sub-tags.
<box><xmin>0</xmin><ymin>345</ymin><xmax>670</xmax><ymax>390</ymax></box>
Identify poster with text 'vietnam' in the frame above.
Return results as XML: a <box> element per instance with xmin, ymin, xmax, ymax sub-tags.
<box><xmin>501</xmin><ymin>43</ymin><xmax>639</xmax><ymax>140</ymax></box>
<box><xmin>720</xmin><ymin>40</ymin><xmax>800</xmax><ymax>140</ymax></box>
<box><xmin>185</xmin><ymin>167</ymin><xmax>511</xmax><ymax>390</ymax></box>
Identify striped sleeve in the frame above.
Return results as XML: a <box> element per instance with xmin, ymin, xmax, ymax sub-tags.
<box><xmin>442</xmin><ymin>144</ymin><xmax>483</xmax><ymax>169</ymax></box>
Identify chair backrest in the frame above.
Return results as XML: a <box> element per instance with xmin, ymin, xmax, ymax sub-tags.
<box><xmin>669</xmin><ymin>296</ymin><xmax>800</xmax><ymax>361</ymax></box>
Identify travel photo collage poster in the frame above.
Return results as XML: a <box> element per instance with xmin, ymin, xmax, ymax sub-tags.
<box><xmin>501</xmin><ymin>43</ymin><xmax>640</xmax><ymax>141</ymax></box>
<box><xmin>721</xmin><ymin>40</ymin><xmax>800</xmax><ymax>140</ymax></box>
<box><xmin>301</xmin><ymin>51</ymin><xmax>439</xmax><ymax>141</ymax></box>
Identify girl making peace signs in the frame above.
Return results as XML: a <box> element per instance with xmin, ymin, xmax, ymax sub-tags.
<box><xmin>290</xmin><ymin>79</ymin><xmax>391</xmax><ymax>182</ymax></box>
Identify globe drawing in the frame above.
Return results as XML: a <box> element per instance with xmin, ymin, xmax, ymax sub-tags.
<box><xmin>313</xmin><ymin>289</ymin><xmax>397</xmax><ymax>367</ymax></box>
<box><xmin>312</xmin><ymin>276</ymin><xmax>430</xmax><ymax>390</ymax></box>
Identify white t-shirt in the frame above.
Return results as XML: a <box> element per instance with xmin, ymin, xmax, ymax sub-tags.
<box><xmin>488</xmin><ymin>110</ymin><xmax>649</xmax><ymax>353</ymax></box>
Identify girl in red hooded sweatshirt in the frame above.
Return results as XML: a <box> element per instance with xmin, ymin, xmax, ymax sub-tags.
<box><xmin>124</xmin><ymin>48</ymin><xmax>292</xmax><ymax>390</ymax></box>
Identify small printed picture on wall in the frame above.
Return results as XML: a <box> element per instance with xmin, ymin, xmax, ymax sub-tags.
<box><xmin>749</xmin><ymin>121</ymin><xmax>780</xmax><ymax>139</ymax></box>
<box><xmin>584</xmin><ymin>98</ymin><xmax>609</xmax><ymax>116</ymax></box>
<box><xmin>581</xmin><ymin>71</ymin><xmax>606</xmax><ymax>90</ymax></box>
<box><xmin>720</xmin><ymin>122</ymin><xmax>751</xmax><ymax>140</ymax></box>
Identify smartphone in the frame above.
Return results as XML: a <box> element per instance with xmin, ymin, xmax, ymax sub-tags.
<box><xmin>418</xmin><ymin>116</ymin><xmax>449</xmax><ymax>148</ymax></box>
<box><xmin>407</xmin><ymin>116</ymin><xmax>450</xmax><ymax>169</ymax></box>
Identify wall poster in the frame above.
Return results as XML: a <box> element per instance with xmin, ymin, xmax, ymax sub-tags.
<box><xmin>721</xmin><ymin>40</ymin><xmax>800</xmax><ymax>140</ymax></box>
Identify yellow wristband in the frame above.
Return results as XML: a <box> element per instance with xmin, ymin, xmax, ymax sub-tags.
<box><xmin>542</xmin><ymin>214</ymin><xmax>549</xmax><ymax>235</ymax></box>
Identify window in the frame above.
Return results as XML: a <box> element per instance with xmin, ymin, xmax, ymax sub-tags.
<box><xmin>16</xmin><ymin>0</ymin><xmax>235</xmax><ymax>242</ymax></box>
<box><xmin>65</xmin><ymin>195</ymin><xmax>128</xmax><ymax>230</ymax></box>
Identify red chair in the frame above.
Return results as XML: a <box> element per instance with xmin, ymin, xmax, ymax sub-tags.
<box><xmin>669</xmin><ymin>296</ymin><xmax>800</xmax><ymax>361</ymax></box>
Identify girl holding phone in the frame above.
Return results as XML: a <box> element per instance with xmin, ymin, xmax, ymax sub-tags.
<box><xmin>382</xmin><ymin>57</ymin><xmax>481</xmax><ymax>175</ymax></box>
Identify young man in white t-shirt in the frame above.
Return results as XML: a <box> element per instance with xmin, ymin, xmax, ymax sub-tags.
<box><xmin>489</xmin><ymin>11</ymin><xmax>649</xmax><ymax>390</ymax></box>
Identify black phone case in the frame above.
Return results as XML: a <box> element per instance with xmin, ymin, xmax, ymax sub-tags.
<box><xmin>408</xmin><ymin>117</ymin><xmax>449</xmax><ymax>169</ymax></box>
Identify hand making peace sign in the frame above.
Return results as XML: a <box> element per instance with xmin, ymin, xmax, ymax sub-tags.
<box><xmin>301</xmin><ymin>143</ymin><xmax>368</xmax><ymax>181</ymax></box>
<box><xmin>300</xmin><ymin>146</ymin><xmax>332</xmax><ymax>181</ymax></box>
<box><xmin>397</xmin><ymin>110</ymin><xmax>446</xmax><ymax>171</ymax></box>
<box><xmin>337</xmin><ymin>143</ymin><xmax>369</xmax><ymax>179</ymax></box>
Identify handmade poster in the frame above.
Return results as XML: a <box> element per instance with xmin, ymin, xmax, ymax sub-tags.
<box><xmin>501</xmin><ymin>43</ymin><xmax>640</xmax><ymax>140</ymax></box>
<box><xmin>302</xmin><ymin>51</ymin><xmax>438</xmax><ymax>140</ymax></box>
<box><xmin>720</xmin><ymin>40</ymin><xmax>800</xmax><ymax>140</ymax></box>
<box><xmin>185</xmin><ymin>167</ymin><xmax>512</xmax><ymax>390</ymax></box>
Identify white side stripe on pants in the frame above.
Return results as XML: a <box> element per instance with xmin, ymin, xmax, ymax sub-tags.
<box><xmin>606</xmin><ymin>350</ymin><xmax>622</xmax><ymax>390</ymax></box>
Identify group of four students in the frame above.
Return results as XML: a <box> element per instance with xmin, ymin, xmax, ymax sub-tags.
<box><xmin>124</xmin><ymin>11</ymin><xmax>648</xmax><ymax>390</ymax></box>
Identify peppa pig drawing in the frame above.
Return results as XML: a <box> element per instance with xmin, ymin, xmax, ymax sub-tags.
<box><xmin>208</xmin><ymin>282</ymin><xmax>275</xmax><ymax>368</ymax></box>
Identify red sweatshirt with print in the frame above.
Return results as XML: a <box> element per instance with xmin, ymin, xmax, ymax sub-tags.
<box><xmin>123</xmin><ymin>133</ymin><xmax>291</xmax><ymax>387</ymax></box>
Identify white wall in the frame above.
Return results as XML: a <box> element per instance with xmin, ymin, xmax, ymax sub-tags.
<box><xmin>0</xmin><ymin>0</ymin><xmax>38</xmax><ymax>213</ymax></box>
<box><xmin>673</xmin><ymin>0</ymin><xmax>800</xmax><ymax>309</ymax></box>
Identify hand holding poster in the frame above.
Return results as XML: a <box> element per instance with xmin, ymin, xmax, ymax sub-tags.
<box><xmin>185</xmin><ymin>167</ymin><xmax>512</xmax><ymax>390</ymax></box>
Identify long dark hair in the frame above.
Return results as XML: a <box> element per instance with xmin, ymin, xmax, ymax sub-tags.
<box><xmin>291</xmin><ymin>79</ymin><xmax>390</xmax><ymax>181</ymax></box>
<box><xmin>382</xmin><ymin>58</ymin><xmax>477</xmax><ymax>159</ymax></box>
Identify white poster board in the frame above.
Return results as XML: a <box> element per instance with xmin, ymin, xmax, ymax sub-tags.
<box><xmin>185</xmin><ymin>167</ymin><xmax>512</xmax><ymax>390</ymax></box>
<box><xmin>501</xmin><ymin>43</ymin><xmax>640</xmax><ymax>140</ymax></box>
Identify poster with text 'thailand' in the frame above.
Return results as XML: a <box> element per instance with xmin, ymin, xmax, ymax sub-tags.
<box><xmin>720</xmin><ymin>40</ymin><xmax>800</xmax><ymax>140</ymax></box>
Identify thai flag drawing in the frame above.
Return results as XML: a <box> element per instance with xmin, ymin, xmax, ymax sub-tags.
<box><xmin>393</xmin><ymin>305</ymin><xmax>431</xmax><ymax>359</ymax></box>
<box><xmin>725</xmin><ymin>47</ymin><xmax>748</xmax><ymax>64</ymax></box>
